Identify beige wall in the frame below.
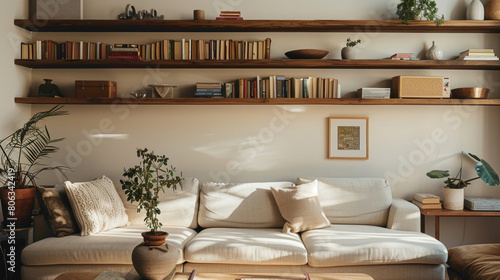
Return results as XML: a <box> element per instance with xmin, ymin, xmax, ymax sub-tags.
<box><xmin>5</xmin><ymin>0</ymin><xmax>500</xmax><ymax>247</ymax></box>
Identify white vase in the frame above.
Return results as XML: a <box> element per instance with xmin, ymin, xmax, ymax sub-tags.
<box><xmin>467</xmin><ymin>0</ymin><xmax>485</xmax><ymax>20</ymax></box>
<box><xmin>341</xmin><ymin>47</ymin><xmax>357</xmax><ymax>59</ymax></box>
<box><xmin>426</xmin><ymin>41</ymin><xmax>443</xmax><ymax>60</ymax></box>
<box><xmin>442</xmin><ymin>187</ymin><xmax>464</xmax><ymax>210</ymax></box>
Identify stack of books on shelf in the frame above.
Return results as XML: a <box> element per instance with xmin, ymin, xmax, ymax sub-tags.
<box><xmin>20</xmin><ymin>40</ymin><xmax>108</xmax><ymax>60</ymax></box>
<box><xmin>457</xmin><ymin>49</ymin><xmax>499</xmax><ymax>60</ymax></box>
<box><xmin>223</xmin><ymin>75</ymin><xmax>340</xmax><ymax>99</ymax></box>
<box><xmin>390</xmin><ymin>53</ymin><xmax>418</xmax><ymax>60</ymax></box>
<box><xmin>194</xmin><ymin>83</ymin><xmax>223</xmax><ymax>98</ymax></box>
<box><xmin>108</xmin><ymin>44</ymin><xmax>141</xmax><ymax>59</ymax></box>
<box><xmin>412</xmin><ymin>193</ymin><xmax>442</xmax><ymax>209</ymax></box>
<box><xmin>216</xmin><ymin>11</ymin><xmax>243</xmax><ymax>20</ymax></box>
<box><xmin>358</xmin><ymin>88</ymin><xmax>390</xmax><ymax>99</ymax></box>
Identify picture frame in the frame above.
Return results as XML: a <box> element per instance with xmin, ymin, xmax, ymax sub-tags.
<box><xmin>328</xmin><ymin>117</ymin><xmax>369</xmax><ymax>160</ymax></box>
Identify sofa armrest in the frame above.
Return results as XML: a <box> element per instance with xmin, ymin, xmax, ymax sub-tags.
<box><xmin>386</xmin><ymin>198</ymin><xmax>420</xmax><ymax>232</ymax></box>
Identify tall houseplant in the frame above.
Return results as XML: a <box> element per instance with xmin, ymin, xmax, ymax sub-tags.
<box><xmin>396</xmin><ymin>0</ymin><xmax>444</xmax><ymax>26</ymax></box>
<box><xmin>0</xmin><ymin>105</ymin><xmax>69</xmax><ymax>227</ymax></box>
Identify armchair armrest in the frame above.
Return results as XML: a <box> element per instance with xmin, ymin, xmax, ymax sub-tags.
<box><xmin>387</xmin><ymin>198</ymin><xmax>420</xmax><ymax>232</ymax></box>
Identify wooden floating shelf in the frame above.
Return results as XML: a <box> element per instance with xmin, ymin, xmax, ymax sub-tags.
<box><xmin>14</xmin><ymin>59</ymin><xmax>500</xmax><ymax>70</ymax></box>
<box><xmin>14</xmin><ymin>97</ymin><xmax>500</xmax><ymax>106</ymax></box>
<box><xmin>14</xmin><ymin>19</ymin><xmax>500</xmax><ymax>33</ymax></box>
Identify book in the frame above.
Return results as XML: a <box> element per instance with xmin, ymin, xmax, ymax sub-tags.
<box><xmin>412</xmin><ymin>200</ymin><xmax>442</xmax><ymax>209</ymax></box>
<box><xmin>458</xmin><ymin>56</ymin><xmax>499</xmax><ymax>60</ymax></box>
<box><xmin>460</xmin><ymin>48</ymin><xmax>494</xmax><ymax>54</ymax></box>
<box><xmin>459</xmin><ymin>52</ymin><xmax>495</xmax><ymax>56</ymax></box>
<box><xmin>413</xmin><ymin>193</ymin><xmax>440</xmax><ymax>204</ymax></box>
<box><xmin>391</xmin><ymin>53</ymin><xmax>414</xmax><ymax>59</ymax></box>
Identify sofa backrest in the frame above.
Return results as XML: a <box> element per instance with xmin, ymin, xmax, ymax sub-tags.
<box><xmin>118</xmin><ymin>177</ymin><xmax>200</xmax><ymax>229</ymax></box>
<box><xmin>297</xmin><ymin>177</ymin><xmax>392</xmax><ymax>227</ymax></box>
<box><xmin>198</xmin><ymin>181</ymin><xmax>294</xmax><ymax>228</ymax></box>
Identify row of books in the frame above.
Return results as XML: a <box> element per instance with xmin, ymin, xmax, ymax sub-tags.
<box><xmin>457</xmin><ymin>48</ymin><xmax>499</xmax><ymax>61</ymax></box>
<box><xmin>194</xmin><ymin>82</ymin><xmax>223</xmax><ymax>97</ymax></box>
<box><xmin>412</xmin><ymin>193</ymin><xmax>442</xmax><ymax>209</ymax></box>
<box><xmin>20</xmin><ymin>40</ymin><xmax>108</xmax><ymax>60</ymax></box>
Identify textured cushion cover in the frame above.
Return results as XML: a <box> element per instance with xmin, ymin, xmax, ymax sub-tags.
<box><xmin>297</xmin><ymin>177</ymin><xmax>392</xmax><ymax>226</ymax></box>
<box><xmin>185</xmin><ymin>228</ymin><xmax>308</xmax><ymax>265</ymax></box>
<box><xmin>198</xmin><ymin>181</ymin><xmax>294</xmax><ymax>228</ymax></box>
<box><xmin>271</xmin><ymin>180</ymin><xmax>330</xmax><ymax>233</ymax></box>
<box><xmin>64</xmin><ymin>176</ymin><xmax>128</xmax><ymax>236</ymax></box>
<box><xmin>119</xmin><ymin>177</ymin><xmax>199</xmax><ymax>229</ymax></box>
<box><xmin>36</xmin><ymin>186</ymin><xmax>79</xmax><ymax>237</ymax></box>
<box><xmin>301</xmin><ymin>224</ymin><xmax>448</xmax><ymax>267</ymax></box>
<box><xmin>448</xmin><ymin>243</ymin><xmax>500</xmax><ymax>280</ymax></box>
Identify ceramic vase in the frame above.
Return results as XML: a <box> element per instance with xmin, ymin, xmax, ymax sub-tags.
<box><xmin>341</xmin><ymin>47</ymin><xmax>357</xmax><ymax>59</ymax></box>
<box><xmin>132</xmin><ymin>242</ymin><xmax>179</xmax><ymax>280</ymax></box>
<box><xmin>442</xmin><ymin>187</ymin><xmax>464</xmax><ymax>210</ymax></box>
<box><xmin>485</xmin><ymin>0</ymin><xmax>500</xmax><ymax>19</ymax></box>
<box><xmin>426</xmin><ymin>41</ymin><xmax>443</xmax><ymax>60</ymax></box>
<box><xmin>467</xmin><ymin>0</ymin><xmax>485</xmax><ymax>20</ymax></box>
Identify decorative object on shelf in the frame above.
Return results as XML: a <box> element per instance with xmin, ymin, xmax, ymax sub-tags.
<box><xmin>426</xmin><ymin>41</ymin><xmax>443</xmax><ymax>60</ymax></box>
<box><xmin>0</xmin><ymin>105</ymin><xmax>69</xmax><ymax>228</ymax></box>
<box><xmin>131</xmin><ymin>92</ymin><xmax>147</xmax><ymax>99</ymax></box>
<box><xmin>149</xmin><ymin>84</ymin><xmax>177</xmax><ymax>98</ymax></box>
<box><xmin>341</xmin><ymin>38</ymin><xmax>361</xmax><ymax>59</ymax></box>
<box><xmin>396</xmin><ymin>0</ymin><xmax>444</xmax><ymax>25</ymax></box>
<box><xmin>328</xmin><ymin>117</ymin><xmax>369</xmax><ymax>160</ymax></box>
<box><xmin>451</xmin><ymin>87</ymin><xmax>490</xmax><ymax>99</ymax></box>
<box><xmin>193</xmin><ymin>10</ymin><xmax>205</xmax><ymax>20</ymax></box>
<box><xmin>285</xmin><ymin>49</ymin><xmax>329</xmax><ymax>59</ymax></box>
<box><xmin>392</xmin><ymin>76</ymin><xmax>450</xmax><ymax>98</ymax></box>
<box><xmin>75</xmin><ymin>80</ymin><xmax>117</xmax><ymax>98</ymax></box>
<box><xmin>29</xmin><ymin>0</ymin><xmax>82</xmax><ymax>20</ymax></box>
<box><xmin>467</xmin><ymin>0</ymin><xmax>485</xmax><ymax>20</ymax></box>
<box><xmin>485</xmin><ymin>0</ymin><xmax>500</xmax><ymax>19</ymax></box>
<box><xmin>426</xmin><ymin>152</ymin><xmax>500</xmax><ymax>210</ymax></box>
<box><xmin>38</xmin><ymin>79</ymin><xmax>63</xmax><ymax>97</ymax></box>
<box><xmin>120</xmin><ymin>148</ymin><xmax>182</xmax><ymax>280</ymax></box>
<box><xmin>118</xmin><ymin>4</ymin><xmax>164</xmax><ymax>20</ymax></box>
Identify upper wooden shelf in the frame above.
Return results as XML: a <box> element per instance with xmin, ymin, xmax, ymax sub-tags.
<box><xmin>14</xmin><ymin>19</ymin><xmax>500</xmax><ymax>33</ymax></box>
<box><xmin>14</xmin><ymin>97</ymin><xmax>500</xmax><ymax>106</ymax></box>
<box><xmin>14</xmin><ymin>59</ymin><xmax>500</xmax><ymax>70</ymax></box>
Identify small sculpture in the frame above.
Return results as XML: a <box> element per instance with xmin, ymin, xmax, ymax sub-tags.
<box><xmin>118</xmin><ymin>4</ymin><xmax>164</xmax><ymax>20</ymax></box>
<box><xmin>38</xmin><ymin>79</ymin><xmax>63</xmax><ymax>97</ymax></box>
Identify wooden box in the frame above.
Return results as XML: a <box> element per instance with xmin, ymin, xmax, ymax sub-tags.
<box><xmin>75</xmin><ymin>81</ymin><xmax>117</xmax><ymax>98</ymax></box>
<box><xmin>392</xmin><ymin>76</ymin><xmax>449</xmax><ymax>98</ymax></box>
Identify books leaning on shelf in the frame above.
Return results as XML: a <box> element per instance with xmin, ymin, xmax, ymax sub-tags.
<box><xmin>20</xmin><ymin>40</ymin><xmax>108</xmax><ymax>60</ymax></box>
<box><xmin>412</xmin><ymin>193</ymin><xmax>442</xmax><ymax>209</ymax></box>
<box><xmin>457</xmin><ymin>48</ymin><xmax>499</xmax><ymax>60</ymax></box>
<box><xmin>194</xmin><ymin>82</ymin><xmax>223</xmax><ymax>98</ymax></box>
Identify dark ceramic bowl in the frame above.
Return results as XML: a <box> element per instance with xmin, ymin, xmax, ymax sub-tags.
<box><xmin>285</xmin><ymin>49</ymin><xmax>329</xmax><ymax>59</ymax></box>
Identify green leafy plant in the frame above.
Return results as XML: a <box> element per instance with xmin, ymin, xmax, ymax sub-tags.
<box><xmin>396</xmin><ymin>0</ymin><xmax>444</xmax><ymax>26</ymax></box>
<box><xmin>121</xmin><ymin>148</ymin><xmax>182</xmax><ymax>233</ymax></box>
<box><xmin>346</xmin><ymin>38</ymin><xmax>361</xmax><ymax>48</ymax></box>
<box><xmin>0</xmin><ymin>105</ymin><xmax>69</xmax><ymax>188</ymax></box>
<box><xmin>426</xmin><ymin>152</ymin><xmax>499</xmax><ymax>189</ymax></box>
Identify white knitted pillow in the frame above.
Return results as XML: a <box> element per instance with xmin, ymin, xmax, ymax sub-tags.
<box><xmin>64</xmin><ymin>176</ymin><xmax>129</xmax><ymax>236</ymax></box>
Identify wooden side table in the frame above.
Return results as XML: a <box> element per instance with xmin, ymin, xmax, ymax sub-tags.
<box><xmin>420</xmin><ymin>208</ymin><xmax>500</xmax><ymax>240</ymax></box>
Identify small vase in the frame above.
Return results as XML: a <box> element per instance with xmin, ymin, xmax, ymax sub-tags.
<box><xmin>467</xmin><ymin>0</ymin><xmax>485</xmax><ymax>20</ymax></box>
<box><xmin>426</xmin><ymin>41</ymin><xmax>443</xmax><ymax>60</ymax></box>
<box><xmin>485</xmin><ymin>0</ymin><xmax>500</xmax><ymax>19</ymax></box>
<box><xmin>341</xmin><ymin>47</ymin><xmax>357</xmax><ymax>59</ymax></box>
<box><xmin>132</xmin><ymin>242</ymin><xmax>179</xmax><ymax>280</ymax></box>
<box><xmin>442</xmin><ymin>187</ymin><xmax>464</xmax><ymax>210</ymax></box>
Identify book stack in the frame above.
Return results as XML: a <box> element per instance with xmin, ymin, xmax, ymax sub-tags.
<box><xmin>390</xmin><ymin>53</ymin><xmax>418</xmax><ymax>60</ymax></box>
<box><xmin>216</xmin><ymin>11</ymin><xmax>243</xmax><ymax>20</ymax></box>
<box><xmin>108</xmin><ymin>44</ymin><xmax>141</xmax><ymax>59</ymax></box>
<box><xmin>194</xmin><ymin>83</ymin><xmax>223</xmax><ymax>98</ymax></box>
<box><xmin>20</xmin><ymin>40</ymin><xmax>108</xmax><ymax>60</ymax></box>
<box><xmin>412</xmin><ymin>193</ymin><xmax>442</xmax><ymax>209</ymax></box>
<box><xmin>457</xmin><ymin>49</ymin><xmax>499</xmax><ymax>60</ymax></box>
<box><xmin>358</xmin><ymin>88</ymin><xmax>390</xmax><ymax>99</ymax></box>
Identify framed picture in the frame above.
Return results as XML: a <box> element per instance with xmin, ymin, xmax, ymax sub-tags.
<box><xmin>328</xmin><ymin>117</ymin><xmax>369</xmax><ymax>159</ymax></box>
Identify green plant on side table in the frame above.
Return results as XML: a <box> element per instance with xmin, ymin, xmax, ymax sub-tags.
<box><xmin>396</xmin><ymin>0</ymin><xmax>444</xmax><ymax>26</ymax></box>
<box><xmin>426</xmin><ymin>152</ymin><xmax>499</xmax><ymax>210</ymax></box>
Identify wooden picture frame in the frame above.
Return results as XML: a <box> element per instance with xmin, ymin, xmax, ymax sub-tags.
<box><xmin>328</xmin><ymin>117</ymin><xmax>369</xmax><ymax>159</ymax></box>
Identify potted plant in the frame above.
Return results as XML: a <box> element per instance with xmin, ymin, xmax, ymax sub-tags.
<box><xmin>396</xmin><ymin>0</ymin><xmax>444</xmax><ymax>26</ymax></box>
<box><xmin>426</xmin><ymin>152</ymin><xmax>499</xmax><ymax>210</ymax></box>
<box><xmin>0</xmin><ymin>105</ymin><xmax>69</xmax><ymax>228</ymax></box>
<box><xmin>341</xmin><ymin>38</ymin><xmax>361</xmax><ymax>59</ymax></box>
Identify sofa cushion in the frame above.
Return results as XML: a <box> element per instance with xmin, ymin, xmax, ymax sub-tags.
<box><xmin>302</xmin><ymin>224</ymin><xmax>448</xmax><ymax>267</ymax></box>
<box><xmin>118</xmin><ymin>177</ymin><xmax>199</xmax><ymax>229</ymax></box>
<box><xmin>21</xmin><ymin>226</ymin><xmax>197</xmax><ymax>266</ymax></box>
<box><xmin>185</xmin><ymin>228</ymin><xmax>308</xmax><ymax>265</ymax></box>
<box><xmin>297</xmin><ymin>177</ymin><xmax>392</xmax><ymax>226</ymax></box>
<box><xmin>447</xmin><ymin>243</ymin><xmax>500</xmax><ymax>280</ymax></box>
<box><xmin>36</xmin><ymin>186</ymin><xmax>79</xmax><ymax>237</ymax></box>
<box><xmin>198</xmin><ymin>181</ymin><xmax>294</xmax><ymax>228</ymax></box>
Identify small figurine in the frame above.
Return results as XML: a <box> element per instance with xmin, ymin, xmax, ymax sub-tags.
<box><xmin>118</xmin><ymin>4</ymin><xmax>164</xmax><ymax>20</ymax></box>
<box><xmin>38</xmin><ymin>79</ymin><xmax>63</xmax><ymax>97</ymax></box>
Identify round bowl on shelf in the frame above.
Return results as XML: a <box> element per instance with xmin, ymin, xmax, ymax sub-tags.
<box><xmin>451</xmin><ymin>87</ymin><xmax>490</xmax><ymax>99</ymax></box>
<box><xmin>285</xmin><ymin>49</ymin><xmax>329</xmax><ymax>59</ymax></box>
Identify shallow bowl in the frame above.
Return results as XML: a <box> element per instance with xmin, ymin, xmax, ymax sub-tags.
<box><xmin>451</xmin><ymin>87</ymin><xmax>490</xmax><ymax>99</ymax></box>
<box><xmin>285</xmin><ymin>49</ymin><xmax>329</xmax><ymax>59</ymax></box>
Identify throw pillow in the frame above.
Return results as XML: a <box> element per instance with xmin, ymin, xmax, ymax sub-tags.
<box><xmin>64</xmin><ymin>176</ymin><xmax>129</xmax><ymax>236</ymax></box>
<box><xmin>36</xmin><ymin>186</ymin><xmax>79</xmax><ymax>237</ymax></box>
<box><xmin>270</xmin><ymin>180</ymin><xmax>330</xmax><ymax>233</ymax></box>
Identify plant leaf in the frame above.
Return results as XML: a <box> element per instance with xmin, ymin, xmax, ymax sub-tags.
<box><xmin>476</xmin><ymin>160</ymin><xmax>500</xmax><ymax>186</ymax></box>
<box><xmin>426</xmin><ymin>170</ymin><xmax>450</xmax><ymax>178</ymax></box>
<box><xmin>468</xmin><ymin>153</ymin><xmax>481</xmax><ymax>162</ymax></box>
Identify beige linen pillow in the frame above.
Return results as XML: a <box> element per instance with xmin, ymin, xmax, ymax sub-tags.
<box><xmin>64</xmin><ymin>176</ymin><xmax>129</xmax><ymax>236</ymax></box>
<box><xmin>270</xmin><ymin>180</ymin><xmax>330</xmax><ymax>233</ymax></box>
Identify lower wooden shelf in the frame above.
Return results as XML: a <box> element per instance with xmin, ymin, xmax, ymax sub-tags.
<box><xmin>14</xmin><ymin>97</ymin><xmax>500</xmax><ymax>106</ymax></box>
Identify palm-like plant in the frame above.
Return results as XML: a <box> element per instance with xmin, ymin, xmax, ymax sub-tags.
<box><xmin>0</xmin><ymin>105</ymin><xmax>69</xmax><ymax>188</ymax></box>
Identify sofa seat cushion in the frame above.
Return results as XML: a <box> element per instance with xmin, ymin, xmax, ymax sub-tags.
<box><xmin>447</xmin><ymin>243</ymin><xmax>500</xmax><ymax>280</ymax></box>
<box><xmin>185</xmin><ymin>228</ymin><xmax>308</xmax><ymax>265</ymax></box>
<box><xmin>302</xmin><ymin>225</ymin><xmax>447</xmax><ymax>267</ymax></box>
<box><xmin>21</xmin><ymin>226</ymin><xmax>197</xmax><ymax>266</ymax></box>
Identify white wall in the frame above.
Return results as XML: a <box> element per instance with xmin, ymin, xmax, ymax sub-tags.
<box><xmin>8</xmin><ymin>0</ymin><xmax>500</xmax><ymax>248</ymax></box>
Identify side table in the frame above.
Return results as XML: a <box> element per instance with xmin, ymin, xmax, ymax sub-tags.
<box><xmin>0</xmin><ymin>226</ymin><xmax>33</xmax><ymax>279</ymax></box>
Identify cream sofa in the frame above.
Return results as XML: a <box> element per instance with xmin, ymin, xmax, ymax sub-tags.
<box><xmin>21</xmin><ymin>177</ymin><xmax>447</xmax><ymax>280</ymax></box>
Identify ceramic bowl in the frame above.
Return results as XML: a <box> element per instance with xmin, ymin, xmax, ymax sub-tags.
<box><xmin>451</xmin><ymin>87</ymin><xmax>490</xmax><ymax>99</ymax></box>
<box><xmin>285</xmin><ymin>49</ymin><xmax>329</xmax><ymax>59</ymax></box>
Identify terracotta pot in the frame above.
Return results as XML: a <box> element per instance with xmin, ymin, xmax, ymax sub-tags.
<box><xmin>132</xmin><ymin>241</ymin><xmax>179</xmax><ymax>280</ymax></box>
<box><xmin>142</xmin><ymin>231</ymin><xmax>168</xmax><ymax>246</ymax></box>
<box><xmin>485</xmin><ymin>0</ymin><xmax>500</xmax><ymax>19</ymax></box>
<box><xmin>442</xmin><ymin>187</ymin><xmax>464</xmax><ymax>210</ymax></box>
<box><xmin>0</xmin><ymin>187</ymin><xmax>36</xmax><ymax>228</ymax></box>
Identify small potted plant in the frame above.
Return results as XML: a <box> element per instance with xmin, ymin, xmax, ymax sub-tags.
<box><xmin>341</xmin><ymin>38</ymin><xmax>361</xmax><ymax>59</ymax></box>
<box><xmin>426</xmin><ymin>152</ymin><xmax>499</xmax><ymax>210</ymax></box>
<box><xmin>0</xmin><ymin>105</ymin><xmax>69</xmax><ymax>228</ymax></box>
<box><xmin>396</xmin><ymin>0</ymin><xmax>444</xmax><ymax>26</ymax></box>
